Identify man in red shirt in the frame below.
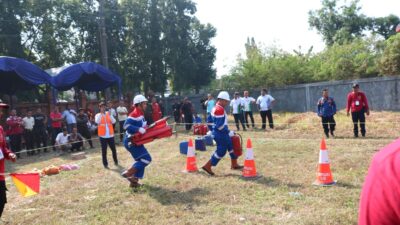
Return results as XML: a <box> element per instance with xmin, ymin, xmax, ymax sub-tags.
<box><xmin>346</xmin><ymin>83</ymin><xmax>369</xmax><ymax>137</ymax></box>
<box><xmin>358</xmin><ymin>138</ymin><xmax>400</xmax><ymax>225</ymax></box>
<box><xmin>50</xmin><ymin>106</ymin><xmax>63</xmax><ymax>151</ymax></box>
<box><xmin>151</xmin><ymin>97</ymin><xmax>161</xmax><ymax>122</ymax></box>
<box><xmin>0</xmin><ymin>102</ymin><xmax>17</xmax><ymax>218</ymax></box>
<box><xmin>6</xmin><ymin>109</ymin><xmax>24</xmax><ymax>158</ymax></box>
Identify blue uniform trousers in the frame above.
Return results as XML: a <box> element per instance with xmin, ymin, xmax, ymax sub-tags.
<box><xmin>210</xmin><ymin>132</ymin><xmax>237</xmax><ymax>166</ymax></box>
<box><xmin>123</xmin><ymin>136</ymin><xmax>152</xmax><ymax>179</ymax></box>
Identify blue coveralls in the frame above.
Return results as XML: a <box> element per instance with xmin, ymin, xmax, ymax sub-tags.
<box><xmin>123</xmin><ymin>108</ymin><xmax>152</xmax><ymax>179</ymax></box>
<box><xmin>209</xmin><ymin>104</ymin><xmax>237</xmax><ymax>166</ymax></box>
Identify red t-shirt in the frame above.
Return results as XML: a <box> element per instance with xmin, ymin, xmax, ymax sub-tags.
<box><xmin>50</xmin><ymin>112</ymin><xmax>62</xmax><ymax>128</ymax></box>
<box><xmin>152</xmin><ymin>102</ymin><xmax>161</xmax><ymax>122</ymax></box>
<box><xmin>0</xmin><ymin>126</ymin><xmax>13</xmax><ymax>181</ymax></box>
<box><xmin>347</xmin><ymin>91</ymin><xmax>369</xmax><ymax>113</ymax></box>
<box><xmin>358</xmin><ymin>138</ymin><xmax>400</xmax><ymax>225</ymax></box>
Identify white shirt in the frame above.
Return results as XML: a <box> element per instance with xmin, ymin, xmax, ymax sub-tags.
<box><xmin>95</xmin><ymin>112</ymin><xmax>116</xmax><ymax>138</ymax></box>
<box><xmin>107</xmin><ymin>108</ymin><xmax>117</xmax><ymax>122</ymax></box>
<box><xmin>230</xmin><ymin>98</ymin><xmax>244</xmax><ymax>114</ymax></box>
<box><xmin>22</xmin><ymin>117</ymin><xmax>35</xmax><ymax>130</ymax></box>
<box><xmin>242</xmin><ymin>97</ymin><xmax>256</xmax><ymax>112</ymax></box>
<box><xmin>56</xmin><ymin>133</ymin><xmax>69</xmax><ymax>145</ymax></box>
<box><xmin>116</xmin><ymin>106</ymin><xmax>128</xmax><ymax>121</ymax></box>
<box><xmin>257</xmin><ymin>94</ymin><xmax>275</xmax><ymax>111</ymax></box>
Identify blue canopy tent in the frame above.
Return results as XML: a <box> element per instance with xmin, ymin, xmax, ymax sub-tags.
<box><xmin>0</xmin><ymin>56</ymin><xmax>52</xmax><ymax>95</ymax></box>
<box><xmin>51</xmin><ymin>62</ymin><xmax>122</xmax><ymax>98</ymax></box>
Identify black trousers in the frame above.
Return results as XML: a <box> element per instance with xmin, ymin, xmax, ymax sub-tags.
<box><xmin>233</xmin><ymin>113</ymin><xmax>246</xmax><ymax>130</ymax></box>
<box><xmin>51</xmin><ymin>127</ymin><xmax>63</xmax><ymax>150</ymax></box>
<box><xmin>78</xmin><ymin>126</ymin><xmax>93</xmax><ymax>148</ymax></box>
<box><xmin>33</xmin><ymin>128</ymin><xmax>47</xmax><ymax>152</ymax></box>
<box><xmin>321</xmin><ymin>116</ymin><xmax>336</xmax><ymax>135</ymax></box>
<box><xmin>352</xmin><ymin>110</ymin><xmax>366</xmax><ymax>137</ymax></box>
<box><xmin>71</xmin><ymin>141</ymin><xmax>83</xmax><ymax>151</ymax></box>
<box><xmin>244</xmin><ymin>111</ymin><xmax>255</xmax><ymax>128</ymax></box>
<box><xmin>260</xmin><ymin>110</ymin><xmax>274</xmax><ymax>129</ymax></box>
<box><xmin>119</xmin><ymin>120</ymin><xmax>125</xmax><ymax>141</ymax></box>
<box><xmin>99</xmin><ymin>137</ymin><xmax>118</xmax><ymax>167</ymax></box>
<box><xmin>24</xmin><ymin>130</ymin><xmax>35</xmax><ymax>155</ymax></box>
<box><xmin>9</xmin><ymin>134</ymin><xmax>22</xmax><ymax>158</ymax></box>
<box><xmin>0</xmin><ymin>181</ymin><xmax>7</xmax><ymax>218</ymax></box>
<box><xmin>184</xmin><ymin>114</ymin><xmax>193</xmax><ymax>131</ymax></box>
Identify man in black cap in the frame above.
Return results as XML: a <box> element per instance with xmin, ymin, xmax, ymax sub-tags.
<box><xmin>346</xmin><ymin>83</ymin><xmax>370</xmax><ymax>137</ymax></box>
<box><xmin>76</xmin><ymin>108</ymin><xmax>93</xmax><ymax>148</ymax></box>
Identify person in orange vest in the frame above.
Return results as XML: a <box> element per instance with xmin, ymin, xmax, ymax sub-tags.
<box><xmin>121</xmin><ymin>95</ymin><xmax>151</xmax><ymax>188</ymax></box>
<box><xmin>0</xmin><ymin>101</ymin><xmax>17</xmax><ymax>218</ymax></box>
<box><xmin>95</xmin><ymin>102</ymin><xmax>118</xmax><ymax>169</ymax></box>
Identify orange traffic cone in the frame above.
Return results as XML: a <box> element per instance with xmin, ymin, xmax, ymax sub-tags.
<box><xmin>183</xmin><ymin>139</ymin><xmax>198</xmax><ymax>173</ymax></box>
<box><xmin>313</xmin><ymin>138</ymin><xmax>336</xmax><ymax>186</ymax></box>
<box><xmin>242</xmin><ymin>138</ymin><xmax>260</xmax><ymax>179</ymax></box>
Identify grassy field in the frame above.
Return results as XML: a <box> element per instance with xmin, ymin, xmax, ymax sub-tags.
<box><xmin>3</xmin><ymin>111</ymin><xmax>398</xmax><ymax>225</ymax></box>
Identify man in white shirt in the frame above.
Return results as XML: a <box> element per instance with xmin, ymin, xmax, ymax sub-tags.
<box><xmin>107</xmin><ymin>101</ymin><xmax>117</xmax><ymax>130</ymax></box>
<box><xmin>242</xmin><ymin>91</ymin><xmax>256</xmax><ymax>129</ymax></box>
<box><xmin>22</xmin><ymin>110</ymin><xmax>35</xmax><ymax>156</ymax></box>
<box><xmin>230</xmin><ymin>92</ymin><xmax>246</xmax><ymax>131</ymax></box>
<box><xmin>256</xmin><ymin>88</ymin><xmax>276</xmax><ymax>130</ymax></box>
<box><xmin>55</xmin><ymin>128</ymin><xmax>70</xmax><ymax>154</ymax></box>
<box><xmin>95</xmin><ymin>102</ymin><xmax>118</xmax><ymax>168</ymax></box>
<box><xmin>116</xmin><ymin>100</ymin><xmax>128</xmax><ymax>142</ymax></box>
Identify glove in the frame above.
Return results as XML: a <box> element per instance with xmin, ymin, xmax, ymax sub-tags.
<box><xmin>142</xmin><ymin>121</ymin><xmax>147</xmax><ymax>128</ymax></box>
<box><xmin>229</xmin><ymin>130</ymin><xmax>235</xmax><ymax>137</ymax></box>
<box><xmin>138</xmin><ymin>127</ymin><xmax>146</xmax><ymax>134</ymax></box>
<box><xmin>206</xmin><ymin>131</ymin><xmax>212</xmax><ymax>136</ymax></box>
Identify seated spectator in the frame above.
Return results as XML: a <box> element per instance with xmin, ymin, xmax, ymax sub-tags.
<box><xmin>55</xmin><ymin>128</ymin><xmax>70</xmax><ymax>155</ymax></box>
<box><xmin>68</xmin><ymin>127</ymin><xmax>84</xmax><ymax>152</ymax></box>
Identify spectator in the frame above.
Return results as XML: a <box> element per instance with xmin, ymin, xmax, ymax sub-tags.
<box><xmin>76</xmin><ymin>108</ymin><xmax>93</xmax><ymax>148</ymax></box>
<box><xmin>205</xmin><ymin>94</ymin><xmax>216</xmax><ymax>117</ymax></box>
<box><xmin>151</xmin><ymin>97</ymin><xmax>162</xmax><ymax>122</ymax></box>
<box><xmin>85</xmin><ymin>102</ymin><xmax>94</xmax><ymax>122</ymax></box>
<box><xmin>55</xmin><ymin>128</ymin><xmax>70</xmax><ymax>155</ymax></box>
<box><xmin>6</xmin><ymin>109</ymin><xmax>23</xmax><ymax>158</ymax></box>
<box><xmin>347</xmin><ymin>83</ymin><xmax>369</xmax><ymax>138</ymax></box>
<box><xmin>358</xmin><ymin>139</ymin><xmax>400</xmax><ymax>225</ymax></box>
<box><xmin>317</xmin><ymin>89</ymin><xmax>337</xmax><ymax>138</ymax></box>
<box><xmin>180</xmin><ymin>97</ymin><xmax>193</xmax><ymax>131</ymax></box>
<box><xmin>22</xmin><ymin>110</ymin><xmax>35</xmax><ymax>156</ymax></box>
<box><xmin>230</xmin><ymin>92</ymin><xmax>246</xmax><ymax>131</ymax></box>
<box><xmin>242</xmin><ymin>91</ymin><xmax>256</xmax><ymax>129</ymax></box>
<box><xmin>116</xmin><ymin>100</ymin><xmax>128</xmax><ymax>142</ymax></box>
<box><xmin>95</xmin><ymin>102</ymin><xmax>118</xmax><ymax>169</ymax></box>
<box><xmin>62</xmin><ymin>105</ymin><xmax>76</xmax><ymax>133</ymax></box>
<box><xmin>68</xmin><ymin>127</ymin><xmax>84</xmax><ymax>152</ymax></box>
<box><xmin>172</xmin><ymin>100</ymin><xmax>181</xmax><ymax>123</ymax></box>
<box><xmin>50</xmin><ymin>106</ymin><xmax>63</xmax><ymax>151</ymax></box>
<box><xmin>159</xmin><ymin>99</ymin><xmax>165</xmax><ymax>117</ymax></box>
<box><xmin>33</xmin><ymin>108</ymin><xmax>48</xmax><ymax>153</ymax></box>
<box><xmin>107</xmin><ymin>101</ymin><xmax>117</xmax><ymax>130</ymax></box>
<box><xmin>256</xmin><ymin>88</ymin><xmax>276</xmax><ymax>130</ymax></box>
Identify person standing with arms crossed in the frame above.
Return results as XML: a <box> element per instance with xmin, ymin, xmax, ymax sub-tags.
<box><xmin>347</xmin><ymin>83</ymin><xmax>369</xmax><ymax>138</ymax></box>
<box><xmin>6</xmin><ymin>109</ymin><xmax>23</xmax><ymax>158</ymax></box>
<box><xmin>116</xmin><ymin>100</ymin><xmax>128</xmax><ymax>143</ymax></box>
<box><xmin>256</xmin><ymin>88</ymin><xmax>276</xmax><ymax>130</ymax></box>
<box><xmin>242</xmin><ymin>91</ymin><xmax>256</xmax><ymax>129</ymax></box>
<box><xmin>317</xmin><ymin>89</ymin><xmax>337</xmax><ymax>138</ymax></box>
<box><xmin>50</xmin><ymin>106</ymin><xmax>63</xmax><ymax>151</ymax></box>
<box><xmin>22</xmin><ymin>110</ymin><xmax>35</xmax><ymax>156</ymax></box>
<box><xmin>95</xmin><ymin>102</ymin><xmax>119</xmax><ymax>169</ymax></box>
<box><xmin>230</xmin><ymin>92</ymin><xmax>246</xmax><ymax>131</ymax></box>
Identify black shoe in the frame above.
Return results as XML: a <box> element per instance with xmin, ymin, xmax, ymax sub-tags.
<box><xmin>330</xmin><ymin>131</ymin><xmax>334</xmax><ymax>137</ymax></box>
<box><xmin>354</xmin><ymin>134</ymin><xmax>359</xmax><ymax>138</ymax></box>
<box><xmin>104</xmin><ymin>165</ymin><xmax>109</xmax><ymax>169</ymax></box>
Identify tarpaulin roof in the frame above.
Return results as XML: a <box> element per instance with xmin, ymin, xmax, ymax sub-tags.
<box><xmin>0</xmin><ymin>56</ymin><xmax>52</xmax><ymax>94</ymax></box>
<box><xmin>51</xmin><ymin>62</ymin><xmax>121</xmax><ymax>93</ymax></box>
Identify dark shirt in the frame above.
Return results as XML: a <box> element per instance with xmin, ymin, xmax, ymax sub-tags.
<box><xmin>181</xmin><ymin>102</ymin><xmax>193</xmax><ymax>116</ymax></box>
<box><xmin>68</xmin><ymin>132</ymin><xmax>83</xmax><ymax>142</ymax></box>
<box><xmin>33</xmin><ymin>113</ymin><xmax>46</xmax><ymax>130</ymax></box>
<box><xmin>76</xmin><ymin>114</ymin><xmax>89</xmax><ymax>129</ymax></box>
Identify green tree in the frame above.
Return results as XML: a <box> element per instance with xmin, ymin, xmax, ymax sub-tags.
<box><xmin>0</xmin><ymin>0</ymin><xmax>25</xmax><ymax>58</ymax></box>
<box><xmin>379</xmin><ymin>34</ymin><xmax>400</xmax><ymax>75</ymax></box>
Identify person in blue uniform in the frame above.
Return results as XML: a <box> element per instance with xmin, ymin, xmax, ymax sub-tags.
<box><xmin>317</xmin><ymin>89</ymin><xmax>337</xmax><ymax>138</ymax></box>
<box><xmin>202</xmin><ymin>91</ymin><xmax>243</xmax><ymax>176</ymax></box>
<box><xmin>121</xmin><ymin>95</ymin><xmax>151</xmax><ymax>188</ymax></box>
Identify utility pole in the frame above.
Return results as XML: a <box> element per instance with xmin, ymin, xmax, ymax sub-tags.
<box><xmin>98</xmin><ymin>0</ymin><xmax>111</xmax><ymax>100</ymax></box>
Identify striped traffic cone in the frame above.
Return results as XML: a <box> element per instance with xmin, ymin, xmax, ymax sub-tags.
<box><xmin>313</xmin><ymin>138</ymin><xmax>336</xmax><ymax>186</ymax></box>
<box><xmin>242</xmin><ymin>138</ymin><xmax>260</xmax><ymax>179</ymax></box>
<box><xmin>183</xmin><ymin>139</ymin><xmax>198</xmax><ymax>173</ymax></box>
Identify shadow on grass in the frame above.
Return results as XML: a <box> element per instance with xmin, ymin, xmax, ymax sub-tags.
<box><xmin>144</xmin><ymin>185</ymin><xmax>210</xmax><ymax>206</ymax></box>
<box><xmin>221</xmin><ymin>173</ymin><xmax>303</xmax><ymax>188</ymax></box>
<box><xmin>335</xmin><ymin>181</ymin><xmax>360</xmax><ymax>189</ymax></box>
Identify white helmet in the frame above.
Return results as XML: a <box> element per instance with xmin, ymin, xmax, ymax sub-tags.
<box><xmin>133</xmin><ymin>95</ymin><xmax>148</xmax><ymax>105</ymax></box>
<box><xmin>217</xmin><ymin>91</ymin><xmax>230</xmax><ymax>101</ymax></box>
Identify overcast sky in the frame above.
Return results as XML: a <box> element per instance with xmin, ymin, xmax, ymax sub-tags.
<box><xmin>194</xmin><ymin>0</ymin><xmax>400</xmax><ymax>77</ymax></box>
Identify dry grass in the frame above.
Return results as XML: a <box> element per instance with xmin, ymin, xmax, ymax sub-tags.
<box><xmin>3</xmin><ymin>111</ymin><xmax>397</xmax><ymax>225</ymax></box>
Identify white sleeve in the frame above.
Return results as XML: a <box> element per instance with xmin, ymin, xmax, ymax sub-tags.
<box><xmin>111</xmin><ymin>115</ymin><xmax>116</xmax><ymax>124</ymax></box>
<box><xmin>55</xmin><ymin>133</ymin><xmax>61</xmax><ymax>143</ymax></box>
<box><xmin>269</xmin><ymin>95</ymin><xmax>275</xmax><ymax>101</ymax></box>
<box><xmin>256</xmin><ymin>97</ymin><xmax>261</xmax><ymax>104</ymax></box>
<box><xmin>95</xmin><ymin>114</ymin><xmax>101</xmax><ymax>124</ymax></box>
<box><xmin>251</xmin><ymin>97</ymin><xmax>256</xmax><ymax>102</ymax></box>
<box><xmin>230</xmin><ymin>101</ymin><xmax>233</xmax><ymax>107</ymax></box>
